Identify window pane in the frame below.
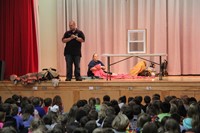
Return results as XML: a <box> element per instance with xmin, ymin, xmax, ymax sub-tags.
<box><xmin>129</xmin><ymin>32</ymin><xmax>144</xmax><ymax>41</ymax></box>
<box><xmin>129</xmin><ymin>42</ymin><xmax>144</xmax><ymax>52</ymax></box>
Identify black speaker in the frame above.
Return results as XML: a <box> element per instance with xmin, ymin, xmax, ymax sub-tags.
<box><xmin>0</xmin><ymin>60</ymin><xmax>5</xmax><ymax>81</ymax></box>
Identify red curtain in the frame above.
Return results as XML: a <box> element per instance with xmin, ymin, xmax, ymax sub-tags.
<box><xmin>0</xmin><ymin>0</ymin><xmax>38</xmax><ymax>79</ymax></box>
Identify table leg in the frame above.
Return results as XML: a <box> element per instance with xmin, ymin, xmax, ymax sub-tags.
<box><xmin>159</xmin><ymin>56</ymin><xmax>162</xmax><ymax>80</ymax></box>
<box><xmin>107</xmin><ymin>56</ymin><xmax>110</xmax><ymax>81</ymax></box>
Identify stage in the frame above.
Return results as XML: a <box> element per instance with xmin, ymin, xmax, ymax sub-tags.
<box><xmin>0</xmin><ymin>76</ymin><xmax>200</xmax><ymax>112</ymax></box>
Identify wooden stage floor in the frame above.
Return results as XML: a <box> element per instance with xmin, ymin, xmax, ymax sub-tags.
<box><xmin>61</xmin><ymin>75</ymin><xmax>200</xmax><ymax>82</ymax></box>
<box><xmin>0</xmin><ymin>76</ymin><xmax>200</xmax><ymax>112</ymax></box>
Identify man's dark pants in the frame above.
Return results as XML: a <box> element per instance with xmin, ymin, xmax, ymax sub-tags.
<box><xmin>65</xmin><ymin>54</ymin><xmax>81</xmax><ymax>80</ymax></box>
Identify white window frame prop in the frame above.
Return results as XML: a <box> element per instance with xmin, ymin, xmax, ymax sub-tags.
<box><xmin>127</xmin><ymin>29</ymin><xmax>146</xmax><ymax>54</ymax></box>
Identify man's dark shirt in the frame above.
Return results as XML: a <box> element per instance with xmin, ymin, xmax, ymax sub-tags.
<box><xmin>62</xmin><ymin>29</ymin><xmax>85</xmax><ymax>57</ymax></box>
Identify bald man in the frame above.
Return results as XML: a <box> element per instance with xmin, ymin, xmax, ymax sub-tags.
<box><xmin>62</xmin><ymin>21</ymin><xmax>85</xmax><ymax>81</ymax></box>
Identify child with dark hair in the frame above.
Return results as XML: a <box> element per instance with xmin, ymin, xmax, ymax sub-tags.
<box><xmin>48</xmin><ymin>105</ymin><xmax>61</xmax><ymax>129</ymax></box>
<box><xmin>79</xmin><ymin>116</ymin><xmax>89</xmax><ymax>127</ymax></box>
<box><xmin>120</xmin><ymin>104</ymin><xmax>135</xmax><ymax>132</ymax></box>
<box><xmin>65</xmin><ymin>122</ymin><xmax>81</xmax><ymax>133</ymax></box>
<box><xmin>164</xmin><ymin>118</ymin><xmax>180</xmax><ymax>133</ymax></box>
<box><xmin>95</xmin><ymin>98</ymin><xmax>101</xmax><ymax>112</ymax></box>
<box><xmin>4</xmin><ymin>98</ymin><xmax>15</xmax><ymax>104</ymax></box>
<box><xmin>12</xmin><ymin>95</ymin><xmax>21</xmax><ymax>107</ymax></box>
<box><xmin>32</xmin><ymin>97</ymin><xmax>46</xmax><ymax>118</ymax></box>
<box><xmin>51</xmin><ymin>123</ymin><xmax>65</xmax><ymax>133</ymax></box>
<box><xmin>110</xmin><ymin>100</ymin><xmax>120</xmax><ymax>115</ymax></box>
<box><xmin>1</xmin><ymin>103</ymin><xmax>17</xmax><ymax>130</ymax></box>
<box><xmin>103</xmin><ymin>95</ymin><xmax>110</xmax><ymax>103</ymax></box>
<box><xmin>144</xmin><ymin>95</ymin><xmax>151</xmax><ymax>112</ymax></box>
<box><xmin>157</xmin><ymin>116</ymin><xmax>170</xmax><ymax>133</ymax></box>
<box><xmin>102</xmin><ymin>114</ymin><xmax>116</xmax><ymax>128</ymax></box>
<box><xmin>121</xmin><ymin>105</ymin><xmax>134</xmax><ymax>120</ymax></box>
<box><xmin>152</xmin><ymin>93</ymin><xmax>160</xmax><ymax>102</ymax></box>
<box><xmin>88</xmin><ymin>110</ymin><xmax>98</xmax><ymax>120</ymax></box>
<box><xmin>43</xmin><ymin>114</ymin><xmax>53</xmax><ymax>131</ymax></box>
<box><xmin>12</xmin><ymin>95</ymin><xmax>22</xmax><ymax>114</ymax></box>
<box><xmin>11</xmin><ymin>104</ymin><xmax>24</xmax><ymax>132</ymax></box>
<box><xmin>88</xmin><ymin>97</ymin><xmax>96</xmax><ymax>109</ymax></box>
<box><xmin>135</xmin><ymin>96</ymin><xmax>145</xmax><ymax>112</ymax></box>
<box><xmin>158</xmin><ymin>102</ymin><xmax>171</xmax><ymax>122</ymax></box>
<box><xmin>128</xmin><ymin>97</ymin><xmax>134</xmax><ymax>103</ymax></box>
<box><xmin>146</xmin><ymin>101</ymin><xmax>161</xmax><ymax>117</ymax></box>
<box><xmin>76</xmin><ymin>100</ymin><xmax>86</xmax><ymax>108</ymax></box>
<box><xmin>188</xmin><ymin>97</ymin><xmax>197</xmax><ymax>105</ymax></box>
<box><xmin>21</xmin><ymin>103</ymin><xmax>34</xmax><ymax>132</ymax></box>
<box><xmin>136</xmin><ymin>113</ymin><xmax>151</xmax><ymax>132</ymax></box>
<box><xmin>171</xmin><ymin>113</ymin><xmax>186</xmax><ymax>133</ymax></box>
<box><xmin>135</xmin><ymin>96</ymin><xmax>143</xmax><ymax>105</ymax></box>
<box><xmin>82</xmin><ymin>104</ymin><xmax>91</xmax><ymax>115</ymax></box>
<box><xmin>142</xmin><ymin>121</ymin><xmax>158</xmax><ymax>133</ymax></box>
<box><xmin>129</xmin><ymin>104</ymin><xmax>142</xmax><ymax>131</ymax></box>
<box><xmin>43</xmin><ymin>98</ymin><xmax>52</xmax><ymax>113</ymax></box>
<box><xmin>67</xmin><ymin>105</ymin><xmax>78</xmax><ymax>125</ymax></box>
<box><xmin>84</xmin><ymin>120</ymin><xmax>97</xmax><ymax>133</ymax></box>
<box><xmin>118</xmin><ymin>95</ymin><xmax>126</xmax><ymax>108</ymax></box>
<box><xmin>52</xmin><ymin>95</ymin><xmax>64</xmax><ymax>114</ymax></box>
<box><xmin>183</xmin><ymin>103</ymin><xmax>200</xmax><ymax>131</ymax></box>
<box><xmin>75</xmin><ymin>108</ymin><xmax>87</xmax><ymax>123</ymax></box>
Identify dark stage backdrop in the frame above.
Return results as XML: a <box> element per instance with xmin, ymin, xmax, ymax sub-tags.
<box><xmin>0</xmin><ymin>0</ymin><xmax>38</xmax><ymax>79</ymax></box>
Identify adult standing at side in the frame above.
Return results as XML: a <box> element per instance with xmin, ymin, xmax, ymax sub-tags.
<box><xmin>62</xmin><ymin>21</ymin><xmax>85</xmax><ymax>81</ymax></box>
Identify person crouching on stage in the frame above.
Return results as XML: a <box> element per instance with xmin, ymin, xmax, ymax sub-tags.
<box><xmin>87</xmin><ymin>53</ymin><xmax>106</xmax><ymax>78</ymax></box>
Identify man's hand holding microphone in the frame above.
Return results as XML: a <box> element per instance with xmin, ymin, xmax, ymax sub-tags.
<box><xmin>70</xmin><ymin>34</ymin><xmax>78</xmax><ymax>40</ymax></box>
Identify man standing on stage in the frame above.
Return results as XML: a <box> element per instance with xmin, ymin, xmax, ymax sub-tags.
<box><xmin>62</xmin><ymin>21</ymin><xmax>85</xmax><ymax>81</ymax></box>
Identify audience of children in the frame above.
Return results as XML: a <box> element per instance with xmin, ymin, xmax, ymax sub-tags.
<box><xmin>0</xmin><ymin>94</ymin><xmax>200</xmax><ymax>133</ymax></box>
